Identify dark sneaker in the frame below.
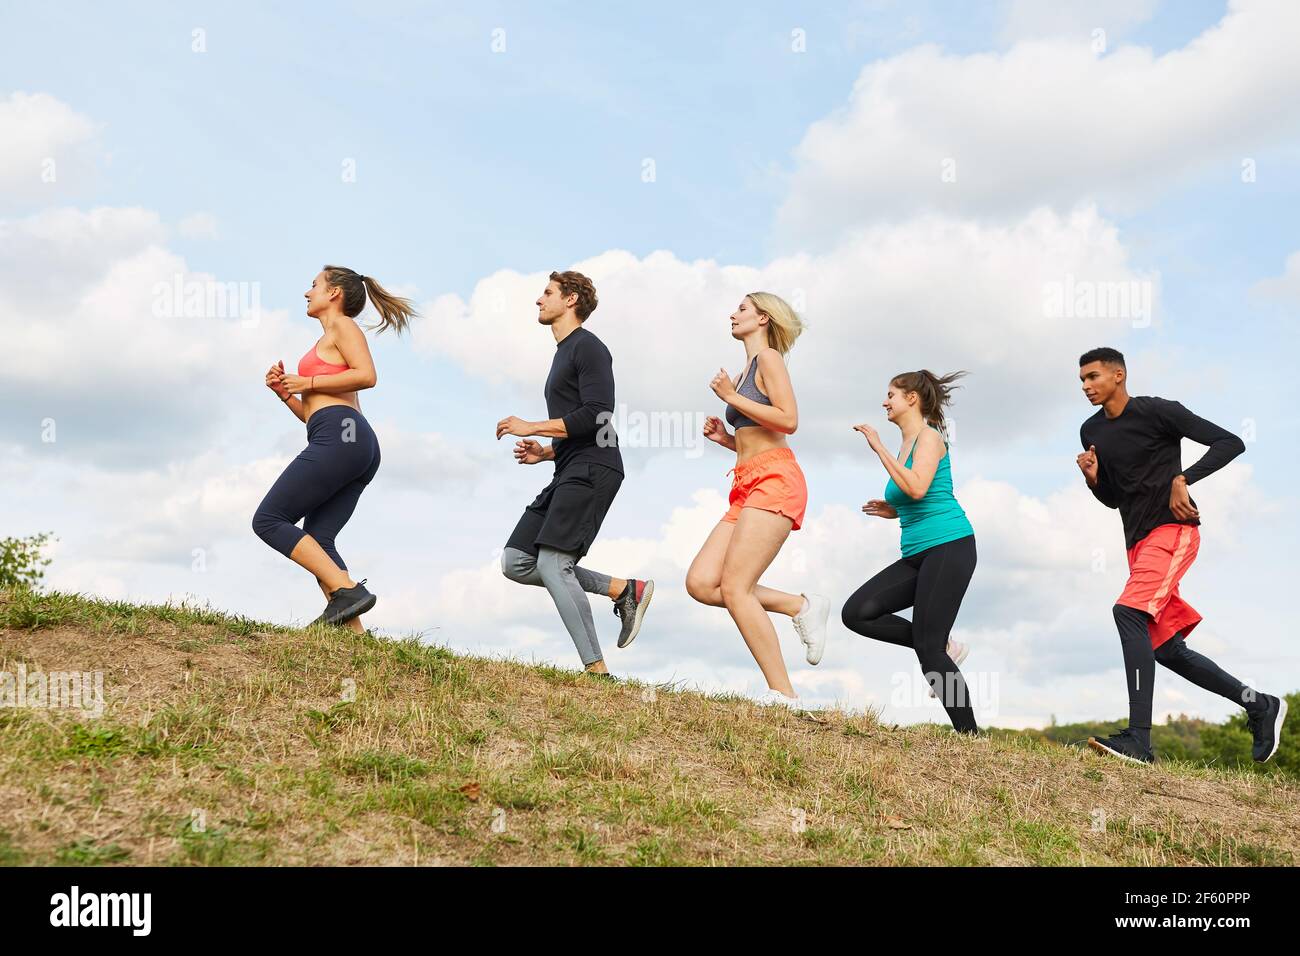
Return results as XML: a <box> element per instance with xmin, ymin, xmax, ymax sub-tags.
<box><xmin>1247</xmin><ymin>694</ymin><xmax>1288</xmax><ymax>763</ymax></box>
<box><xmin>313</xmin><ymin>578</ymin><xmax>376</xmax><ymax>627</ymax></box>
<box><xmin>613</xmin><ymin>578</ymin><xmax>654</xmax><ymax>649</ymax></box>
<box><xmin>1087</xmin><ymin>729</ymin><xmax>1154</xmax><ymax>765</ymax></box>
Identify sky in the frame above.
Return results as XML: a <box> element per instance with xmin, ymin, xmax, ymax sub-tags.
<box><xmin>3</xmin><ymin>0</ymin><xmax>1298</xmax><ymax>730</ymax></box>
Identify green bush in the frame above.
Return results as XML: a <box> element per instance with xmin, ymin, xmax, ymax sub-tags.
<box><xmin>0</xmin><ymin>532</ymin><xmax>55</xmax><ymax>592</ymax></box>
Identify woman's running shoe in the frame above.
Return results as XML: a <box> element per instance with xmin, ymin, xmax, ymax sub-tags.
<box><xmin>614</xmin><ymin>578</ymin><xmax>654</xmax><ymax>649</ymax></box>
<box><xmin>754</xmin><ymin>688</ymin><xmax>801</xmax><ymax>709</ymax></box>
<box><xmin>313</xmin><ymin>579</ymin><xmax>376</xmax><ymax>627</ymax></box>
<box><xmin>793</xmin><ymin>593</ymin><xmax>830</xmax><ymax>665</ymax></box>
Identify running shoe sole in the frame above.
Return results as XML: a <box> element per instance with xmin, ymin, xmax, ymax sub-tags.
<box><xmin>1087</xmin><ymin>736</ymin><xmax>1152</xmax><ymax>766</ymax></box>
<box><xmin>800</xmin><ymin>594</ymin><xmax>829</xmax><ymax>666</ymax></box>
<box><xmin>1261</xmin><ymin>698</ymin><xmax>1288</xmax><ymax>763</ymax></box>
<box><xmin>618</xmin><ymin>579</ymin><xmax>654</xmax><ymax>649</ymax></box>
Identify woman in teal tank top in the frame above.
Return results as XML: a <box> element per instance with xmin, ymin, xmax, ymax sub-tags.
<box><xmin>842</xmin><ymin>370</ymin><xmax>980</xmax><ymax>735</ymax></box>
<box><xmin>883</xmin><ymin>430</ymin><xmax>974</xmax><ymax>556</ymax></box>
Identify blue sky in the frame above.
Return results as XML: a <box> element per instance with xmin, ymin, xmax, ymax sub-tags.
<box><xmin>3</xmin><ymin>0</ymin><xmax>1298</xmax><ymax>728</ymax></box>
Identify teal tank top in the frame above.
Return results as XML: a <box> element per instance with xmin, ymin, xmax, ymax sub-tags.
<box><xmin>883</xmin><ymin>427</ymin><xmax>974</xmax><ymax>557</ymax></box>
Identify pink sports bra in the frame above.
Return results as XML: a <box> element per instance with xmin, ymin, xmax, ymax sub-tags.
<box><xmin>298</xmin><ymin>342</ymin><xmax>349</xmax><ymax>377</ymax></box>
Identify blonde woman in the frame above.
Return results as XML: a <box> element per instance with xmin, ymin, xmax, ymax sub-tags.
<box><xmin>253</xmin><ymin>265</ymin><xmax>415</xmax><ymax>631</ymax></box>
<box><xmin>686</xmin><ymin>292</ymin><xmax>829</xmax><ymax>706</ymax></box>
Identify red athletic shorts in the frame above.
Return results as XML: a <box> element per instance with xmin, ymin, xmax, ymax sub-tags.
<box><xmin>722</xmin><ymin>447</ymin><xmax>807</xmax><ymax>530</ymax></box>
<box><xmin>1116</xmin><ymin>523</ymin><xmax>1203</xmax><ymax>649</ymax></box>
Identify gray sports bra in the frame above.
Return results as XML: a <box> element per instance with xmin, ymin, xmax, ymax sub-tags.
<box><xmin>725</xmin><ymin>354</ymin><xmax>773</xmax><ymax>430</ymax></box>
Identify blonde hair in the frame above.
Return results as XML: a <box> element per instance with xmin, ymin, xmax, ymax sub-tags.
<box><xmin>746</xmin><ymin>292</ymin><xmax>803</xmax><ymax>355</ymax></box>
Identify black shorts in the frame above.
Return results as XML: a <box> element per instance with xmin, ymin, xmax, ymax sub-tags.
<box><xmin>505</xmin><ymin>461</ymin><xmax>623</xmax><ymax>560</ymax></box>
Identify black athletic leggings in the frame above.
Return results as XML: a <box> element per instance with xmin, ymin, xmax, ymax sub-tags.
<box><xmin>252</xmin><ymin>405</ymin><xmax>381</xmax><ymax>572</ymax></box>
<box><xmin>1113</xmin><ymin>603</ymin><xmax>1263</xmax><ymax>740</ymax></box>
<box><xmin>840</xmin><ymin>534</ymin><xmax>978</xmax><ymax>734</ymax></box>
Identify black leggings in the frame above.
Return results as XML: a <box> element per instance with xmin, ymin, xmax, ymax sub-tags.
<box><xmin>252</xmin><ymin>405</ymin><xmax>381</xmax><ymax>572</ymax></box>
<box><xmin>1113</xmin><ymin>603</ymin><xmax>1263</xmax><ymax>739</ymax></box>
<box><xmin>840</xmin><ymin>535</ymin><xmax>978</xmax><ymax>734</ymax></box>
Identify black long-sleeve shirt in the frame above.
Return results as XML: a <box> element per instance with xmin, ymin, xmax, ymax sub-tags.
<box><xmin>1079</xmin><ymin>395</ymin><xmax>1245</xmax><ymax>549</ymax></box>
<box><xmin>544</xmin><ymin>325</ymin><xmax>623</xmax><ymax>475</ymax></box>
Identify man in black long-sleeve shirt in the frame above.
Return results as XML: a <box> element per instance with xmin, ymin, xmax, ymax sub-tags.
<box><xmin>496</xmin><ymin>271</ymin><xmax>654</xmax><ymax>674</ymax></box>
<box><xmin>1074</xmin><ymin>347</ymin><xmax>1285</xmax><ymax>765</ymax></box>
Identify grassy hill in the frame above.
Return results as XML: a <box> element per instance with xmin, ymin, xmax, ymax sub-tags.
<box><xmin>2</xmin><ymin>586</ymin><xmax>1298</xmax><ymax>866</ymax></box>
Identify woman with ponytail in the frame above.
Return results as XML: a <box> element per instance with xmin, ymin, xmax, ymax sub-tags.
<box><xmin>252</xmin><ymin>266</ymin><xmax>416</xmax><ymax>630</ymax></box>
<box><xmin>842</xmin><ymin>370</ymin><xmax>980</xmax><ymax>734</ymax></box>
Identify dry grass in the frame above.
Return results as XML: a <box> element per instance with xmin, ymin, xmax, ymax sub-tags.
<box><xmin>1</xmin><ymin>587</ymin><xmax>1297</xmax><ymax>866</ymax></box>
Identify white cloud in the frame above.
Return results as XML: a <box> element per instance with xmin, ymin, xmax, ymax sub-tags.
<box><xmin>368</xmin><ymin>420</ymin><xmax>488</xmax><ymax>492</ymax></box>
<box><xmin>73</xmin><ymin>451</ymin><xmax>289</xmax><ymax>563</ymax></box>
<box><xmin>0</xmin><ymin>92</ymin><xmax>100</xmax><ymax>202</ymax></box>
<box><xmin>778</xmin><ymin>0</ymin><xmax>1300</xmax><ymax>240</ymax></box>
<box><xmin>0</xmin><ymin>206</ymin><xmax>168</xmax><ymax>312</ymax></box>
<box><xmin>0</xmin><ymin>206</ymin><xmax>308</xmax><ymax>467</ymax></box>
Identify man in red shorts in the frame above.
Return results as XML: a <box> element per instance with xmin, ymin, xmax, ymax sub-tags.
<box><xmin>1076</xmin><ymin>347</ymin><xmax>1286</xmax><ymax>764</ymax></box>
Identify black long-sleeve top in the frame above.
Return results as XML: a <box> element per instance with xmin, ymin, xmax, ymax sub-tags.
<box><xmin>1079</xmin><ymin>395</ymin><xmax>1245</xmax><ymax>549</ymax></box>
<box><xmin>544</xmin><ymin>325</ymin><xmax>623</xmax><ymax>475</ymax></box>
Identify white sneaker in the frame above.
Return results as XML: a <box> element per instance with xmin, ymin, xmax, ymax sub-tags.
<box><xmin>929</xmin><ymin>641</ymin><xmax>970</xmax><ymax>698</ymax></box>
<box><xmin>754</xmin><ymin>688</ymin><xmax>801</xmax><ymax>709</ymax></box>
<box><xmin>792</xmin><ymin>592</ymin><xmax>830</xmax><ymax>665</ymax></box>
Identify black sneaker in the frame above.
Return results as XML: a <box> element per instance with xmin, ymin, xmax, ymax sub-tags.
<box><xmin>1247</xmin><ymin>694</ymin><xmax>1288</xmax><ymax>763</ymax></box>
<box><xmin>1087</xmin><ymin>729</ymin><xmax>1154</xmax><ymax>765</ymax></box>
<box><xmin>613</xmin><ymin>578</ymin><xmax>654</xmax><ymax>649</ymax></box>
<box><xmin>313</xmin><ymin>578</ymin><xmax>376</xmax><ymax>627</ymax></box>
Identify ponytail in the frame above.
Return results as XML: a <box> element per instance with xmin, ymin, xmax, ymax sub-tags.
<box><xmin>322</xmin><ymin>264</ymin><xmax>418</xmax><ymax>335</ymax></box>
<box><xmin>890</xmin><ymin>369</ymin><xmax>966</xmax><ymax>436</ymax></box>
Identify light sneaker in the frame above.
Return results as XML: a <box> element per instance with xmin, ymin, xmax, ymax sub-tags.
<box><xmin>754</xmin><ymin>688</ymin><xmax>802</xmax><ymax>709</ymax></box>
<box><xmin>754</xmin><ymin>687</ymin><xmax>826</xmax><ymax>714</ymax></box>
<box><xmin>928</xmin><ymin>640</ymin><xmax>970</xmax><ymax>698</ymax></box>
<box><xmin>792</xmin><ymin>592</ymin><xmax>830</xmax><ymax>665</ymax></box>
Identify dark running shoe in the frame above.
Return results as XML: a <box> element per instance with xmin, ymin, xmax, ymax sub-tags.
<box><xmin>1247</xmin><ymin>694</ymin><xmax>1288</xmax><ymax>763</ymax></box>
<box><xmin>313</xmin><ymin>578</ymin><xmax>376</xmax><ymax>627</ymax></box>
<box><xmin>1087</xmin><ymin>729</ymin><xmax>1154</xmax><ymax>765</ymax></box>
<box><xmin>613</xmin><ymin>578</ymin><xmax>654</xmax><ymax>649</ymax></box>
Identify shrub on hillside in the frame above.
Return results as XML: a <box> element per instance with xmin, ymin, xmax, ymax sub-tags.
<box><xmin>0</xmin><ymin>532</ymin><xmax>55</xmax><ymax>592</ymax></box>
